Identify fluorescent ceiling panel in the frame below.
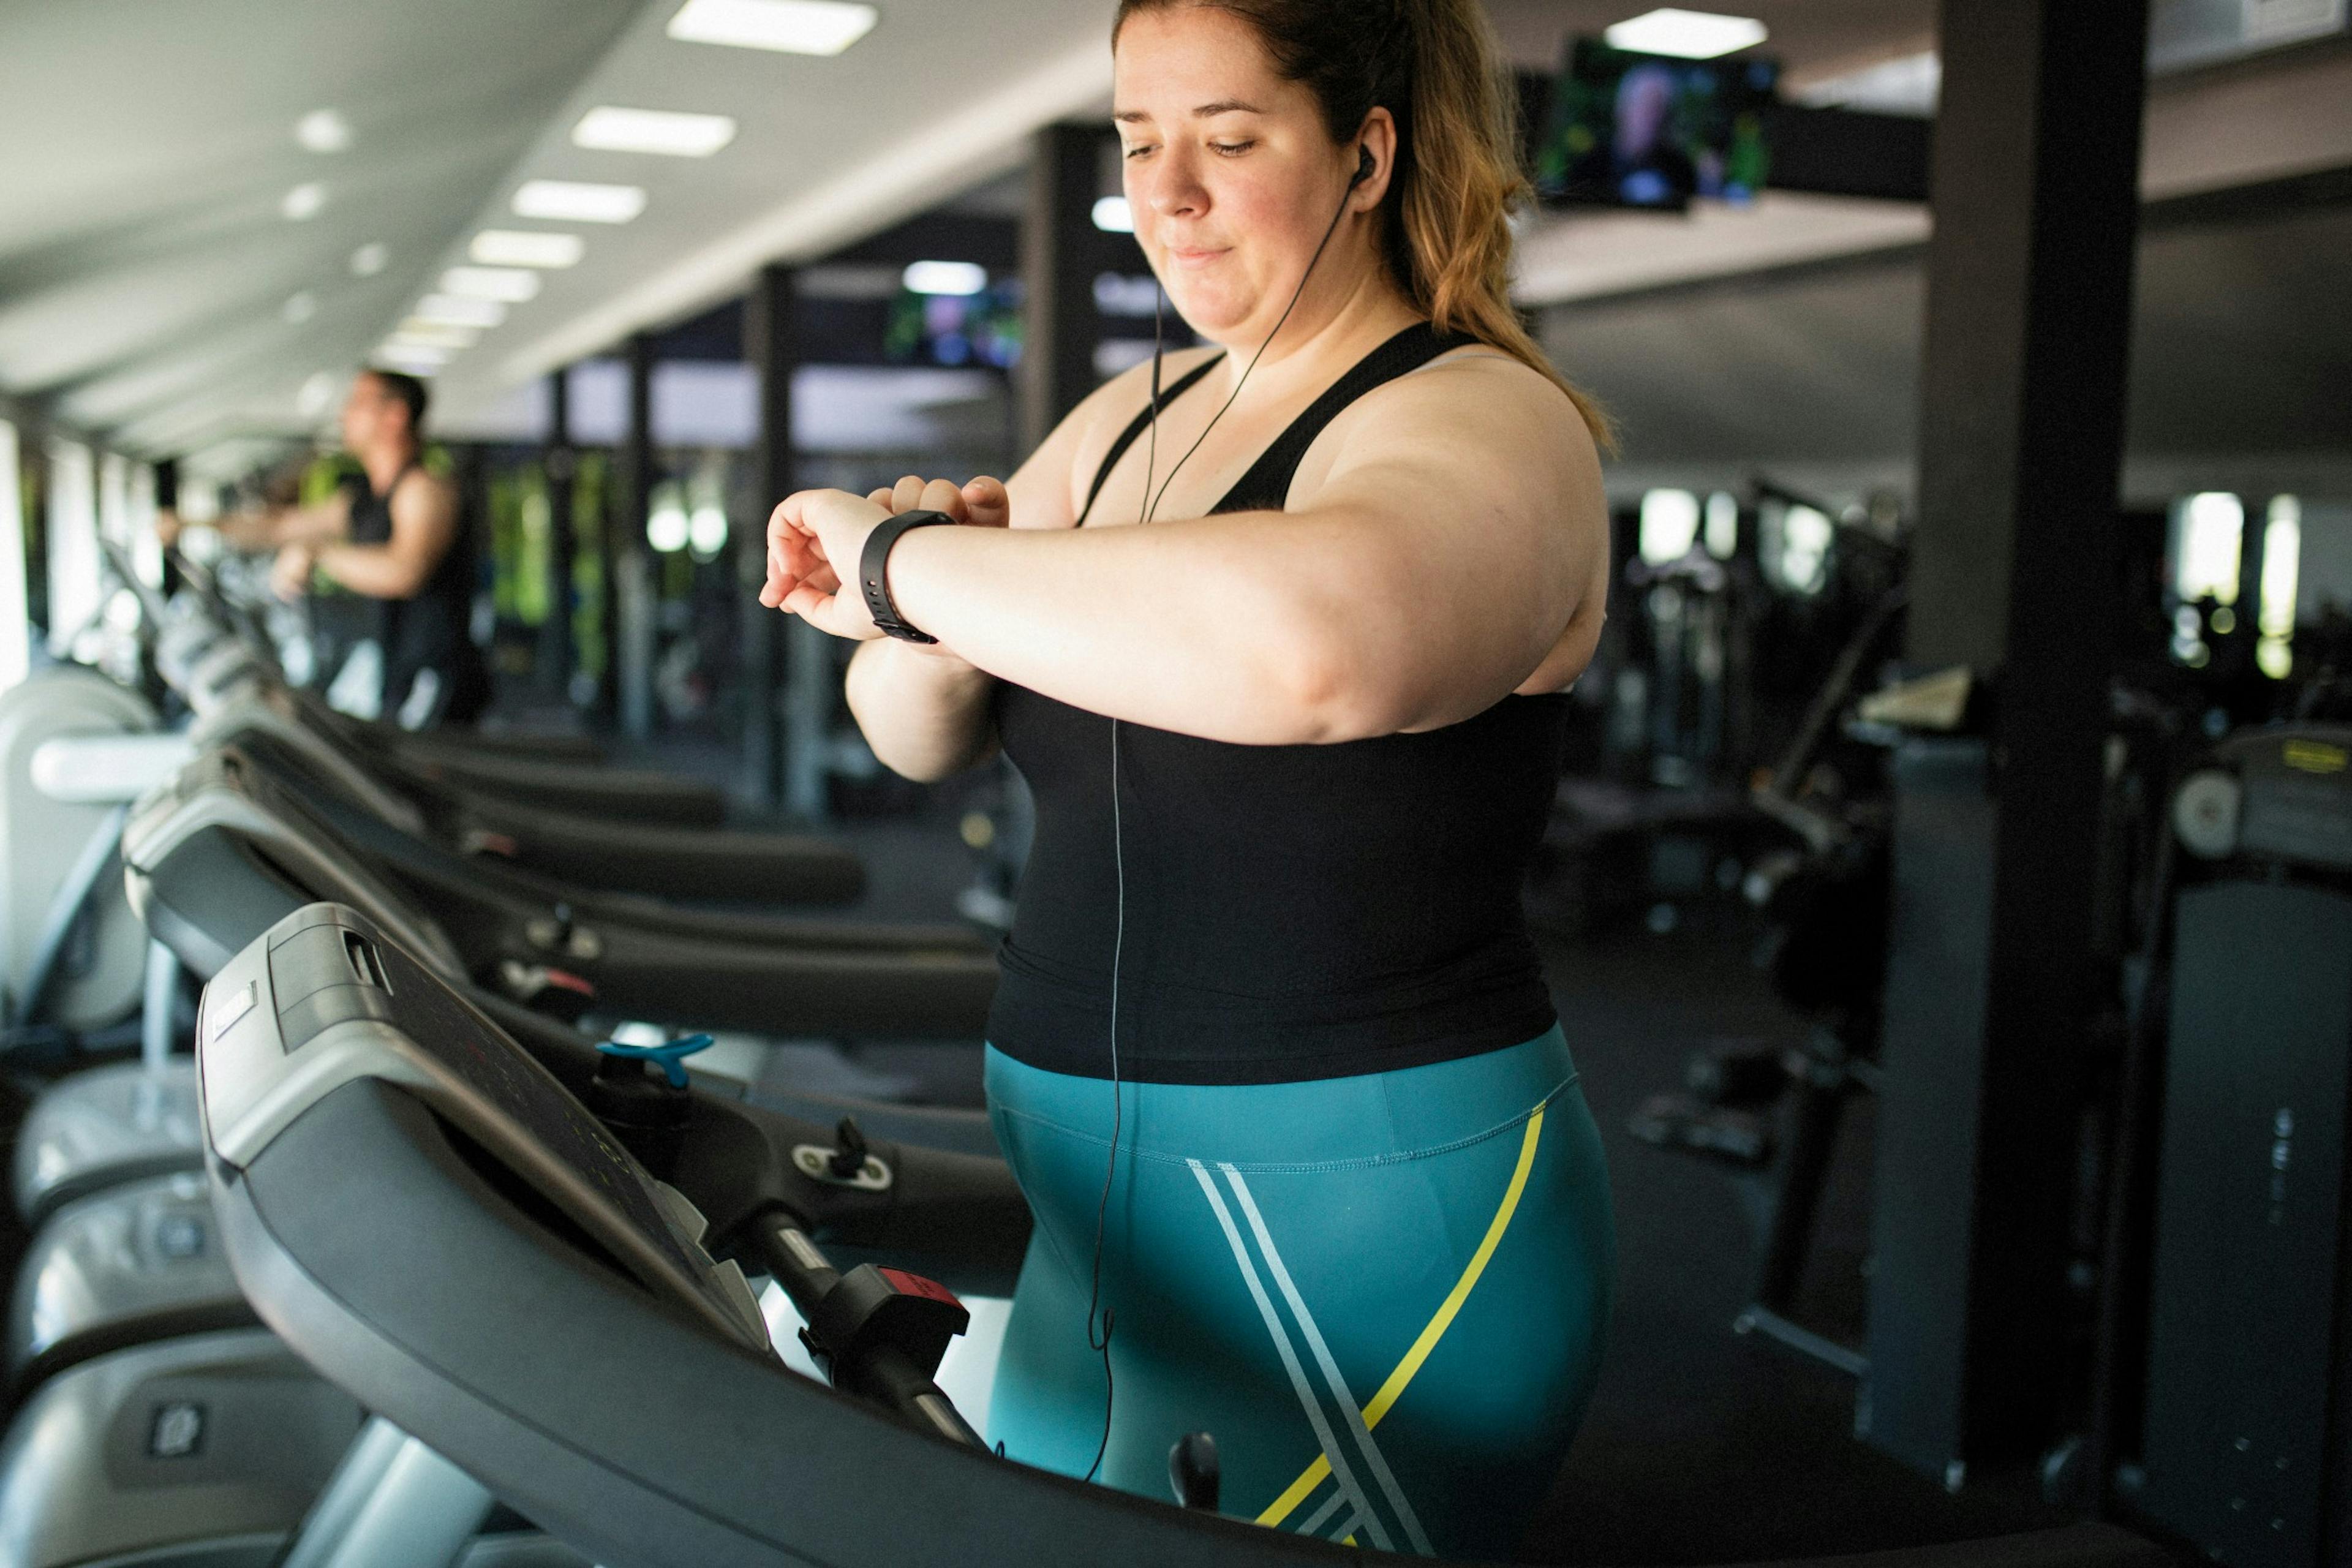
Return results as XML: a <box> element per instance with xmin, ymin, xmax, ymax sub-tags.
<box><xmin>1602</xmin><ymin>9</ymin><xmax>1769</xmax><ymax>59</ymax></box>
<box><xmin>665</xmin><ymin>0</ymin><xmax>878</xmax><ymax>56</ymax></box>
<box><xmin>573</xmin><ymin>105</ymin><xmax>737</xmax><ymax>157</ymax></box>
<box><xmin>442</xmin><ymin>266</ymin><xmax>543</xmax><ymax>303</ymax></box>
<box><xmin>471</xmin><ymin>230</ymin><xmax>586</xmax><ymax>268</ymax></box>
<box><xmin>1091</xmin><ymin>195</ymin><xmax>1134</xmax><ymax>233</ymax></box>
<box><xmin>413</xmin><ymin>295</ymin><xmax>507</xmax><ymax>328</ymax></box>
<box><xmin>281</xmin><ymin>182</ymin><xmax>327</xmax><ymax>221</ymax></box>
<box><xmin>350</xmin><ymin>242</ymin><xmax>390</xmax><ymax>277</ymax></box>
<box><xmin>391</xmin><ymin>321</ymin><xmax>480</xmax><ymax>349</ymax></box>
<box><xmin>513</xmin><ymin>179</ymin><xmax>647</xmax><ymax>224</ymax></box>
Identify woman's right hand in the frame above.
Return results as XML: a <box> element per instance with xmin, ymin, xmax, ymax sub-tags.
<box><xmin>860</xmin><ymin>475</ymin><xmax>1009</xmax><ymax>660</ymax></box>
<box><xmin>867</xmin><ymin>474</ymin><xmax>1011</xmax><ymax>530</ymax></box>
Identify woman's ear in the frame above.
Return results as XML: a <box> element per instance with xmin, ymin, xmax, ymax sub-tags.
<box><xmin>1351</xmin><ymin>107</ymin><xmax>1400</xmax><ymax>206</ymax></box>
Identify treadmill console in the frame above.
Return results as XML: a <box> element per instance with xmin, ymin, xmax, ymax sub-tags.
<box><xmin>198</xmin><ymin>903</ymin><xmax>769</xmax><ymax>1352</ymax></box>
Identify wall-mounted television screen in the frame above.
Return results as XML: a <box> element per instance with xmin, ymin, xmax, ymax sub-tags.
<box><xmin>1532</xmin><ymin>40</ymin><xmax>1779</xmax><ymax>210</ymax></box>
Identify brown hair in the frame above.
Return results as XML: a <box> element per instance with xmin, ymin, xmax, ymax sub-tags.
<box><xmin>361</xmin><ymin>366</ymin><xmax>430</xmax><ymax>435</ymax></box>
<box><xmin>1113</xmin><ymin>0</ymin><xmax>1613</xmax><ymax>449</ymax></box>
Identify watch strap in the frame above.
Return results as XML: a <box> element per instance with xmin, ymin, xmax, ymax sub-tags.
<box><xmin>859</xmin><ymin>509</ymin><xmax>957</xmax><ymax>643</ymax></box>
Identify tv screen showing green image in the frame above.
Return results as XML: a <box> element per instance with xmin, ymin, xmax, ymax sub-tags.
<box><xmin>1532</xmin><ymin>39</ymin><xmax>1779</xmax><ymax>210</ymax></box>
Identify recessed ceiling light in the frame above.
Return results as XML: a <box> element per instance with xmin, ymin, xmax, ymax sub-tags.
<box><xmin>470</xmin><ymin>230</ymin><xmax>585</xmax><ymax>268</ymax></box>
<box><xmin>1091</xmin><ymin>196</ymin><xmax>1134</xmax><ymax>233</ymax></box>
<box><xmin>281</xmin><ymin>183</ymin><xmax>327</xmax><ymax>221</ymax></box>
<box><xmin>282</xmin><ymin>292</ymin><xmax>317</xmax><ymax>325</ymax></box>
<box><xmin>666</xmin><ymin>0</ymin><xmax>878</xmax><ymax>56</ymax></box>
<box><xmin>391</xmin><ymin>321</ymin><xmax>479</xmax><ymax>350</ymax></box>
<box><xmin>573</xmin><ymin>105</ymin><xmax>737</xmax><ymax>157</ymax></box>
<box><xmin>412</xmin><ymin>295</ymin><xmax>505</xmax><ymax>329</ymax></box>
<box><xmin>903</xmin><ymin>260</ymin><xmax>986</xmax><ymax>296</ymax></box>
<box><xmin>298</xmin><ymin>372</ymin><xmax>339</xmax><ymax>418</ymax></box>
<box><xmin>512</xmin><ymin>179</ymin><xmax>647</xmax><ymax>224</ymax></box>
<box><xmin>441</xmin><ymin>266</ymin><xmax>542</xmax><ymax>303</ymax></box>
<box><xmin>295</xmin><ymin>108</ymin><xmax>351</xmax><ymax>153</ymax></box>
<box><xmin>350</xmin><ymin>242</ymin><xmax>389</xmax><ymax>277</ymax></box>
<box><xmin>1602</xmin><ymin>9</ymin><xmax>1768</xmax><ymax>59</ymax></box>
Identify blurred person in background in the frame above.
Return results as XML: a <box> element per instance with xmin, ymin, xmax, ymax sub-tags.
<box><xmin>160</xmin><ymin>368</ymin><xmax>486</xmax><ymax>726</ymax></box>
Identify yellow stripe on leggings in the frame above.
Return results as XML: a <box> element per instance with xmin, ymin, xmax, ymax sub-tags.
<box><xmin>1257</xmin><ymin>1106</ymin><xmax>1548</xmax><ymax>1529</ymax></box>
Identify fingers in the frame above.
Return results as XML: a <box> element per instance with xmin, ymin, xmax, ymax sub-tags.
<box><xmin>919</xmin><ymin>477</ymin><xmax>965</xmax><ymax>519</ymax></box>
<box><xmin>781</xmin><ymin>582</ymin><xmax>883</xmax><ymax>643</ymax></box>
<box><xmin>962</xmin><ymin>475</ymin><xmax>1011</xmax><ymax>529</ymax></box>
<box><xmin>889</xmin><ymin>473</ymin><xmax>969</xmax><ymax>524</ymax></box>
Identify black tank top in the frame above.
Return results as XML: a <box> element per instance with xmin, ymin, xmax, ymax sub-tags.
<box><xmin>346</xmin><ymin>462</ymin><xmax>481</xmax><ymax>709</ymax></box>
<box><xmin>988</xmin><ymin>323</ymin><xmax>1569</xmax><ymax>1086</ymax></box>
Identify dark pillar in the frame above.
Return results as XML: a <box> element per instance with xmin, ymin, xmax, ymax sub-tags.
<box><xmin>1864</xmin><ymin>0</ymin><xmax>2152</xmax><ymax>1488</ymax></box>
<box><xmin>616</xmin><ymin>332</ymin><xmax>656</xmax><ymax>740</ymax></box>
<box><xmin>1020</xmin><ymin>123</ymin><xmax>1105</xmax><ymax>455</ymax></box>
<box><xmin>741</xmin><ymin>265</ymin><xmax>796</xmax><ymax>806</ymax></box>
<box><xmin>540</xmin><ymin>369</ymin><xmax>576</xmax><ymax>696</ymax></box>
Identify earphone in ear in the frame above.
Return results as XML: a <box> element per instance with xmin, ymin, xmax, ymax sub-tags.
<box><xmin>1352</xmin><ymin>145</ymin><xmax>1375</xmax><ymax>187</ymax></box>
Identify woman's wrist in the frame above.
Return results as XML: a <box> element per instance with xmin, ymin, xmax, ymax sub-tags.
<box><xmin>875</xmin><ymin>522</ymin><xmax>965</xmax><ymax>648</ymax></box>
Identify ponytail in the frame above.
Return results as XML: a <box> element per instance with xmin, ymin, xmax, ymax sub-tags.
<box><xmin>1114</xmin><ymin>0</ymin><xmax>1616</xmax><ymax>451</ymax></box>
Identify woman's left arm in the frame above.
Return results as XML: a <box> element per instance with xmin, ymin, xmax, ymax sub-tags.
<box><xmin>777</xmin><ymin>357</ymin><xmax>1606</xmax><ymax>744</ymax></box>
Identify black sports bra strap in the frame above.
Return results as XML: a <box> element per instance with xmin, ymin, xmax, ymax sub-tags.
<box><xmin>1210</xmin><ymin>322</ymin><xmax>1470</xmax><ymax>515</ymax></box>
<box><xmin>1075</xmin><ymin>353</ymin><xmax>1227</xmax><ymax>527</ymax></box>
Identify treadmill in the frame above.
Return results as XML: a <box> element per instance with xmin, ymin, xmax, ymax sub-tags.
<box><xmin>121</xmin><ymin>746</ymin><xmax>998</xmax><ymax>1039</ymax></box>
<box><xmin>135</xmin><ymin>546</ymin><xmax>861</xmax><ymax>903</ymax></box>
<box><xmin>181</xmin><ymin>903</ymin><xmax>2175</xmax><ymax>1568</ymax></box>
<box><xmin>184</xmin><ymin>663</ymin><xmax>867</xmax><ymax>906</ymax></box>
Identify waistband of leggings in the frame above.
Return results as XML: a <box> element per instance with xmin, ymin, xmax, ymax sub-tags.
<box><xmin>982</xmin><ymin>1025</ymin><xmax>1580</xmax><ymax>1173</ymax></box>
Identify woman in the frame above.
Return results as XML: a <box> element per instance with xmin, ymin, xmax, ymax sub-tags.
<box><xmin>761</xmin><ymin>0</ymin><xmax>1614</xmax><ymax>1555</ymax></box>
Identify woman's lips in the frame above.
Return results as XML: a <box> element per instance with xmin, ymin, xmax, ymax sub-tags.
<box><xmin>1167</xmin><ymin>246</ymin><xmax>1227</xmax><ymax>268</ymax></box>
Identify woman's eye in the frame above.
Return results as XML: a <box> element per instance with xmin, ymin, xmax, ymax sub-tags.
<box><xmin>1212</xmin><ymin>140</ymin><xmax>1254</xmax><ymax>156</ymax></box>
<box><xmin>1123</xmin><ymin>143</ymin><xmax>1156</xmax><ymax>159</ymax></box>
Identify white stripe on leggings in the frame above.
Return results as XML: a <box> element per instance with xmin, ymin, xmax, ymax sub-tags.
<box><xmin>1220</xmin><ymin>1163</ymin><xmax>1435</xmax><ymax>1557</ymax></box>
<box><xmin>1188</xmin><ymin>1159</ymin><xmax>1392</xmax><ymax>1551</ymax></box>
<box><xmin>1300</xmin><ymin>1490</ymin><xmax>1349</xmax><ymax>1537</ymax></box>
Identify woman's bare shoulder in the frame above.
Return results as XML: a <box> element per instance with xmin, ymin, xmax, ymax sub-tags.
<box><xmin>1064</xmin><ymin>345</ymin><xmax>1225</xmax><ymax>473</ymax></box>
<box><xmin>1305</xmin><ymin>344</ymin><xmax>1599</xmax><ymax>501</ymax></box>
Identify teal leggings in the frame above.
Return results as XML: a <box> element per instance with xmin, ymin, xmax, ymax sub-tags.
<box><xmin>984</xmin><ymin>1028</ymin><xmax>1615</xmax><ymax>1560</ymax></box>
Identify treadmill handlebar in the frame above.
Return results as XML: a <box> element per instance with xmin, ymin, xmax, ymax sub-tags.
<box><xmin>753</xmin><ymin>1220</ymin><xmax>982</xmax><ymax>1448</ymax></box>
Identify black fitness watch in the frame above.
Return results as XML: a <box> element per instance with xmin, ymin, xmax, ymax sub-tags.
<box><xmin>859</xmin><ymin>508</ymin><xmax>957</xmax><ymax>644</ymax></box>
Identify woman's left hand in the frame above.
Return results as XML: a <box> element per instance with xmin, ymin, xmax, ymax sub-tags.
<box><xmin>758</xmin><ymin>488</ymin><xmax>890</xmax><ymax>641</ymax></box>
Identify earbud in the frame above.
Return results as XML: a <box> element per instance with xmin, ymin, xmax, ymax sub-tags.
<box><xmin>1352</xmin><ymin>145</ymin><xmax>1375</xmax><ymax>187</ymax></box>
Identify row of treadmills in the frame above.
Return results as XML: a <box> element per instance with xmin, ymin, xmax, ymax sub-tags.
<box><xmin>0</xmin><ymin>559</ymin><xmax>2174</xmax><ymax>1567</ymax></box>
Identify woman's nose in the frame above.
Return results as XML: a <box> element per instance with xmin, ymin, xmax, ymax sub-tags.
<box><xmin>1137</xmin><ymin>145</ymin><xmax>1205</xmax><ymax>223</ymax></box>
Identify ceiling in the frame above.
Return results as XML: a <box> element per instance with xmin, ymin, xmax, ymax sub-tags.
<box><xmin>0</xmin><ymin>0</ymin><xmax>1944</xmax><ymax>466</ymax></box>
<box><xmin>4</xmin><ymin>0</ymin><xmax>2340</xmax><ymax>479</ymax></box>
<box><xmin>0</xmin><ymin>0</ymin><xmax>646</xmax><ymax>454</ymax></box>
<box><xmin>1540</xmin><ymin>192</ymin><xmax>2352</xmax><ymax>505</ymax></box>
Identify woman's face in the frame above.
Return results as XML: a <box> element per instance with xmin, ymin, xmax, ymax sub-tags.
<box><xmin>1112</xmin><ymin>6</ymin><xmax>1354</xmax><ymax>345</ymax></box>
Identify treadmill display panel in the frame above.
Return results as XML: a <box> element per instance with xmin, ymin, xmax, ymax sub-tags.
<box><xmin>280</xmin><ymin>920</ymin><xmax>704</xmax><ymax>1284</ymax></box>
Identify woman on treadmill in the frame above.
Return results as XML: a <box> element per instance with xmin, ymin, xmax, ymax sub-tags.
<box><xmin>761</xmin><ymin>0</ymin><xmax>1614</xmax><ymax>1554</ymax></box>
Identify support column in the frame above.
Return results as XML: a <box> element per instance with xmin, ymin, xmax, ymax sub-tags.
<box><xmin>615</xmin><ymin>333</ymin><xmax>656</xmax><ymax>741</ymax></box>
<box><xmin>741</xmin><ymin>265</ymin><xmax>794</xmax><ymax>807</ymax></box>
<box><xmin>540</xmin><ymin>369</ymin><xmax>576</xmax><ymax>696</ymax></box>
<box><xmin>1019</xmin><ymin>123</ymin><xmax>1105</xmax><ymax>456</ymax></box>
<box><xmin>1864</xmin><ymin>0</ymin><xmax>2152</xmax><ymax>1487</ymax></box>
